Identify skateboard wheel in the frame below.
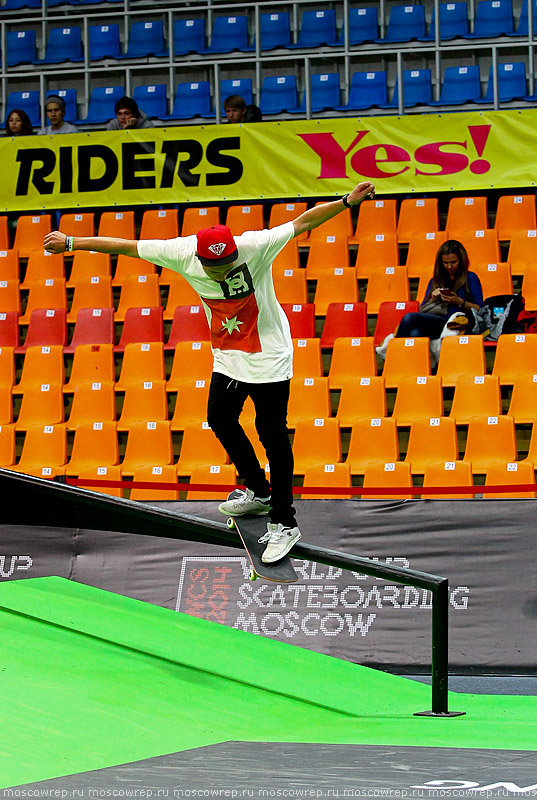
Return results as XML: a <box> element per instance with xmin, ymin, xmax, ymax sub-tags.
<box><xmin>227</xmin><ymin>517</ymin><xmax>236</xmax><ymax>529</ymax></box>
<box><xmin>249</xmin><ymin>568</ymin><xmax>257</xmax><ymax>581</ymax></box>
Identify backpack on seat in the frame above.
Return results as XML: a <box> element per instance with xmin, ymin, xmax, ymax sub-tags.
<box><xmin>469</xmin><ymin>294</ymin><xmax>525</xmax><ymax>340</ymax></box>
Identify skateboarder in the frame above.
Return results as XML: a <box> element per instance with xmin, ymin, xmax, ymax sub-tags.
<box><xmin>44</xmin><ymin>181</ymin><xmax>375</xmax><ymax>562</ymax></box>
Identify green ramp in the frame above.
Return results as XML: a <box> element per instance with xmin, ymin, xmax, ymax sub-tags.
<box><xmin>0</xmin><ymin>576</ymin><xmax>536</xmax><ymax>788</ymax></box>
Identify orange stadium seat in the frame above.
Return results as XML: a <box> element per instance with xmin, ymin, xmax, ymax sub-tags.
<box><xmin>14</xmin><ymin>344</ymin><xmax>64</xmax><ymax>393</ymax></box>
<box><xmin>121</xmin><ymin>420</ymin><xmax>174</xmax><ymax>476</ymax></box>
<box><xmin>98</xmin><ymin>211</ymin><xmax>135</xmax><ymax>239</ymax></box>
<box><xmin>0</xmin><ymin>250</ymin><xmax>20</xmax><ymax>282</ymax></box>
<box><xmin>404</xmin><ymin>417</ymin><xmax>459</xmax><ymax>473</ymax></box>
<box><xmin>63</xmin><ymin>343</ymin><xmax>116</xmax><ymax>392</ymax></box>
<box><xmin>0</xmin><ymin>217</ymin><xmax>9</xmax><ymax>250</ymax></box>
<box><xmin>508</xmin><ymin>374</ymin><xmax>537</xmax><ymax>423</ymax></box>
<box><xmin>268</xmin><ymin>201</ymin><xmax>307</xmax><ymax>231</ymax></box>
<box><xmin>292</xmin><ymin>417</ymin><xmax>341</xmax><ymax>473</ymax></box>
<box><xmin>0</xmin><ymin>424</ymin><xmax>16</xmax><ymax>468</ymax></box>
<box><xmin>473</xmin><ymin>262</ymin><xmax>513</xmax><ymax>297</ymax></box>
<box><xmin>492</xmin><ymin>333</ymin><xmax>537</xmax><ymax>384</ymax></box>
<box><xmin>67</xmin><ymin>252</ymin><xmax>112</xmax><ymax>286</ymax></box>
<box><xmin>19</xmin><ymin>278</ymin><xmax>67</xmax><ymax>325</ymax></box>
<box><xmin>328</xmin><ymin>337</ymin><xmax>377</xmax><ymax>390</ymax></box>
<box><xmin>405</xmin><ymin>231</ymin><xmax>448</xmax><ymax>278</ymax></box>
<box><xmin>115</xmin><ymin>341</ymin><xmax>166</xmax><ymax>390</ymax></box>
<box><xmin>66</xmin><ymin>380</ymin><xmax>116</xmax><ymax>428</ymax></box>
<box><xmin>305</xmin><ymin>235</ymin><xmax>350</xmax><ymax>280</ymax></box>
<box><xmin>292</xmin><ymin>337</ymin><xmax>322</xmax><ymax>378</ymax></box>
<box><xmin>112</xmin><ymin>254</ymin><xmax>156</xmax><ymax>287</ymax></box>
<box><xmin>457</xmin><ymin>229</ymin><xmax>500</xmax><ymax>266</ymax></box>
<box><xmin>463</xmin><ymin>415</ymin><xmax>517</xmax><ymax>473</ymax></box>
<box><xmin>13</xmin><ymin>215</ymin><xmax>52</xmax><ymax>258</ymax></box>
<box><xmin>336</xmin><ymin>376</ymin><xmax>386</xmax><ymax>426</ymax></box>
<box><xmin>11</xmin><ymin>423</ymin><xmax>67</xmax><ymax>479</ymax></box>
<box><xmin>14</xmin><ymin>382</ymin><xmax>65</xmax><ymax>431</ymax></box>
<box><xmin>319</xmin><ymin>302</ymin><xmax>367</xmax><ymax>348</ymax></box>
<box><xmin>162</xmin><ymin>273</ymin><xmax>201</xmax><ymax>317</ymax></box>
<box><xmin>350</xmin><ymin>198</ymin><xmax>397</xmax><ymax>245</ymax></box>
<box><xmin>436</xmin><ymin>335</ymin><xmax>486</xmax><ymax>387</ymax></box>
<box><xmin>140</xmin><ymin>208</ymin><xmax>179</xmax><ymax>240</ymax></box>
<box><xmin>176</xmin><ymin>421</ymin><xmax>228</xmax><ymax>475</ymax></box>
<box><xmin>0</xmin><ymin>384</ymin><xmax>13</xmax><ymax>426</ymax></box>
<box><xmin>273</xmin><ymin>269</ymin><xmax>308</xmax><ymax>305</ymax></box>
<box><xmin>495</xmin><ymin>194</ymin><xmax>537</xmax><ymax>242</ymax></box>
<box><xmin>272</xmin><ymin>238</ymin><xmax>301</xmax><ymax>271</ymax></box>
<box><xmin>66</xmin><ymin>276</ymin><xmax>113</xmax><ymax>323</ymax></box>
<box><xmin>181</xmin><ymin>207</ymin><xmax>220</xmax><ymax>237</ymax></box>
<box><xmin>75</xmin><ymin>466</ymin><xmax>123</xmax><ymax>498</ymax></box>
<box><xmin>364</xmin><ymin>266</ymin><xmax>409</xmax><ymax>315</ymax></box>
<box><xmin>166</xmin><ymin>341</ymin><xmax>213</xmax><ymax>388</ymax></box>
<box><xmin>392</xmin><ymin>375</ymin><xmax>443</xmax><ymax>425</ymax></box>
<box><xmin>301</xmin><ymin>462</ymin><xmax>353</xmax><ymax>500</ymax></box>
<box><xmin>0</xmin><ymin>279</ymin><xmax>21</xmax><ymax>315</ymax></box>
<box><xmin>421</xmin><ymin>460</ymin><xmax>474</xmax><ymax>499</ymax></box>
<box><xmin>20</xmin><ymin>251</ymin><xmax>65</xmax><ymax>289</ymax></box>
<box><xmin>314</xmin><ymin>268</ymin><xmax>358</xmax><ymax>317</ymax></box>
<box><xmin>66</xmin><ymin>421</ymin><xmax>119</xmax><ymax>474</ymax></box>
<box><xmin>355</xmin><ymin>232</ymin><xmax>399</xmax><ymax>279</ymax></box>
<box><xmin>382</xmin><ymin>335</ymin><xmax>430</xmax><ymax>388</ymax></box>
<box><xmin>306</xmin><ymin>204</ymin><xmax>353</xmax><ymax>245</ymax></box>
<box><xmin>170</xmin><ymin>378</ymin><xmax>211</xmax><ymax>430</ymax></box>
<box><xmin>445</xmin><ymin>196</ymin><xmax>488</xmax><ymax>238</ymax></box>
<box><xmin>506</xmin><ymin>229</ymin><xmax>537</xmax><ymax>277</ymax></box>
<box><xmin>130</xmin><ymin>464</ymin><xmax>180</xmax><ymax>501</ymax></box>
<box><xmin>484</xmin><ymin>461</ymin><xmax>536</xmax><ymax>499</ymax></box>
<box><xmin>287</xmin><ymin>377</ymin><xmax>331</xmax><ymax>427</ymax></box>
<box><xmin>117</xmin><ymin>380</ymin><xmax>169</xmax><ymax>430</ymax></box>
<box><xmin>346</xmin><ymin>417</ymin><xmax>399</xmax><ymax>473</ymax></box>
<box><xmin>58</xmin><ymin>212</ymin><xmax>95</xmax><ymax>238</ymax></box>
<box><xmin>225</xmin><ymin>204</ymin><xmax>264</xmax><ymax>235</ymax></box>
<box><xmin>449</xmin><ymin>375</ymin><xmax>501</xmax><ymax>424</ymax></box>
<box><xmin>397</xmin><ymin>198</ymin><xmax>439</xmax><ymax>244</ymax></box>
<box><xmin>186</xmin><ymin>464</ymin><xmax>238</xmax><ymax>500</ymax></box>
<box><xmin>361</xmin><ymin>461</ymin><xmax>413</xmax><ymax>500</ymax></box>
<box><xmin>0</xmin><ymin>346</ymin><xmax>15</xmax><ymax>388</ymax></box>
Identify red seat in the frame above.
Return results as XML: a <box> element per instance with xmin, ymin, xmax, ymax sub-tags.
<box><xmin>64</xmin><ymin>308</ymin><xmax>115</xmax><ymax>354</ymax></box>
<box><xmin>280</xmin><ymin>303</ymin><xmax>315</xmax><ymax>339</ymax></box>
<box><xmin>374</xmin><ymin>301</ymin><xmax>419</xmax><ymax>346</ymax></box>
<box><xmin>16</xmin><ymin>309</ymin><xmax>68</xmax><ymax>353</ymax></box>
<box><xmin>0</xmin><ymin>312</ymin><xmax>20</xmax><ymax>348</ymax></box>
<box><xmin>115</xmin><ymin>307</ymin><xmax>164</xmax><ymax>352</ymax></box>
<box><xmin>164</xmin><ymin>304</ymin><xmax>211</xmax><ymax>350</ymax></box>
<box><xmin>319</xmin><ymin>303</ymin><xmax>367</xmax><ymax>349</ymax></box>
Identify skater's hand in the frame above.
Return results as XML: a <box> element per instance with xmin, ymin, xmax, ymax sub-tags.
<box><xmin>44</xmin><ymin>231</ymin><xmax>68</xmax><ymax>254</ymax></box>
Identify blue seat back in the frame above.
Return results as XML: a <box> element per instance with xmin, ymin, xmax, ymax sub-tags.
<box><xmin>83</xmin><ymin>86</ymin><xmax>124</xmax><ymax>123</ymax></box>
<box><xmin>169</xmin><ymin>82</ymin><xmax>212</xmax><ymax>118</ymax></box>
<box><xmin>122</xmin><ymin>20</ymin><xmax>167</xmax><ymax>58</ymax></box>
<box><xmin>339</xmin><ymin>7</ymin><xmax>379</xmax><ymax>43</ymax></box>
<box><xmin>4</xmin><ymin>90</ymin><xmax>40</xmax><ymax>126</ymax></box>
<box><xmin>173</xmin><ymin>18</ymin><xmax>205</xmax><ymax>55</ymax></box>
<box><xmin>345</xmin><ymin>71</ymin><xmax>388</xmax><ymax>108</ymax></box>
<box><xmin>2</xmin><ymin>0</ymin><xmax>41</xmax><ymax>9</ymax></box>
<box><xmin>221</xmin><ymin>78</ymin><xmax>254</xmax><ymax>107</ymax></box>
<box><xmin>308</xmin><ymin>73</ymin><xmax>341</xmax><ymax>111</ymax></box>
<box><xmin>89</xmin><ymin>23</ymin><xmax>121</xmax><ymax>60</ymax></box>
<box><xmin>259</xmin><ymin>75</ymin><xmax>298</xmax><ymax>114</ymax></box>
<box><xmin>438</xmin><ymin>65</ymin><xmax>482</xmax><ymax>102</ymax></box>
<box><xmin>481</xmin><ymin>62</ymin><xmax>527</xmax><ymax>100</ymax></box>
<box><xmin>46</xmin><ymin>88</ymin><xmax>77</xmax><ymax>122</ymax></box>
<box><xmin>381</xmin><ymin>4</ymin><xmax>427</xmax><ymax>41</ymax></box>
<box><xmin>206</xmin><ymin>15</ymin><xmax>249</xmax><ymax>52</ymax></box>
<box><xmin>293</xmin><ymin>8</ymin><xmax>337</xmax><ymax>46</ymax></box>
<box><xmin>388</xmin><ymin>69</ymin><xmax>433</xmax><ymax>107</ymax></box>
<box><xmin>258</xmin><ymin>12</ymin><xmax>291</xmax><ymax>49</ymax></box>
<box><xmin>469</xmin><ymin>0</ymin><xmax>514</xmax><ymax>35</ymax></box>
<box><xmin>132</xmin><ymin>84</ymin><xmax>167</xmax><ymax>118</ymax></box>
<box><xmin>41</xmin><ymin>26</ymin><xmax>83</xmax><ymax>62</ymax></box>
<box><xmin>509</xmin><ymin>0</ymin><xmax>537</xmax><ymax>34</ymax></box>
<box><xmin>423</xmin><ymin>2</ymin><xmax>469</xmax><ymax>39</ymax></box>
<box><xmin>6</xmin><ymin>30</ymin><xmax>36</xmax><ymax>67</ymax></box>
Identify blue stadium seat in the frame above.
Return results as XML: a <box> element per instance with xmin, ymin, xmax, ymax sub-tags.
<box><xmin>6</xmin><ymin>30</ymin><xmax>36</xmax><ymax>67</ymax></box>
<box><xmin>475</xmin><ymin>62</ymin><xmax>527</xmax><ymax>102</ymax></box>
<box><xmin>290</xmin><ymin>73</ymin><xmax>341</xmax><ymax>113</ymax></box>
<box><xmin>331</xmin><ymin>7</ymin><xmax>379</xmax><ymax>45</ymax></box>
<box><xmin>379</xmin><ymin>69</ymin><xmax>433</xmax><ymax>108</ymax></box>
<box><xmin>288</xmin><ymin>8</ymin><xmax>338</xmax><ymax>48</ymax></box>
<box><xmin>3</xmin><ymin>90</ymin><xmax>40</xmax><ymax>126</ymax></box>
<box><xmin>463</xmin><ymin>0</ymin><xmax>515</xmax><ymax>36</ymax></box>
<box><xmin>164</xmin><ymin>82</ymin><xmax>212</xmax><ymax>120</ymax></box>
<box><xmin>89</xmin><ymin>23</ymin><xmax>121</xmax><ymax>60</ymax></box>
<box><xmin>418</xmin><ymin>2</ymin><xmax>470</xmax><ymax>39</ymax></box>
<box><xmin>507</xmin><ymin>0</ymin><xmax>537</xmax><ymax>34</ymax></box>
<box><xmin>377</xmin><ymin>4</ymin><xmax>427</xmax><ymax>42</ymax></box>
<box><xmin>429</xmin><ymin>65</ymin><xmax>482</xmax><ymax>104</ymax></box>
<box><xmin>204</xmin><ymin>78</ymin><xmax>254</xmax><ymax>120</ymax></box>
<box><xmin>132</xmin><ymin>84</ymin><xmax>167</xmax><ymax>118</ymax></box>
<box><xmin>200</xmin><ymin>15</ymin><xmax>249</xmax><ymax>54</ymax></box>
<box><xmin>243</xmin><ymin>12</ymin><xmax>291</xmax><ymax>51</ymax></box>
<box><xmin>76</xmin><ymin>85</ymin><xmax>124</xmax><ymax>123</ymax></box>
<box><xmin>259</xmin><ymin>75</ymin><xmax>300</xmax><ymax>114</ymax></box>
<box><xmin>335</xmin><ymin>71</ymin><xmax>388</xmax><ymax>110</ymax></box>
<box><xmin>2</xmin><ymin>0</ymin><xmax>40</xmax><ymax>8</ymax></box>
<box><xmin>173</xmin><ymin>18</ymin><xmax>205</xmax><ymax>55</ymax></box>
<box><xmin>46</xmin><ymin>89</ymin><xmax>77</xmax><ymax>122</ymax></box>
<box><xmin>35</xmin><ymin>26</ymin><xmax>83</xmax><ymax>64</ymax></box>
<box><xmin>117</xmin><ymin>20</ymin><xmax>168</xmax><ymax>59</ymax></box>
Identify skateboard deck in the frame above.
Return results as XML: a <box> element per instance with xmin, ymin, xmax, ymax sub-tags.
<box><xmin>227</xmin><ymin>514</ymin><xmax>299</xmax><ymax>584</ymax></box>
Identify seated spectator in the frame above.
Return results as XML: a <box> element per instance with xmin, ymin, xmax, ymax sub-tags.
<box><xmin>5</xmin><ymin>109</ymin><xmax>34</xmax><ymax>137</ymax></box>
<box><xmin>38</xmin><ymin>95</ymin><xmax>78</xmax><ymax>135</ymax></box>
<box><xmin>106</xmin><ymin>96</ymin><xmax>154</xmax><ymax>130</ymax></box>
<box><xmin>224</xmin><ymin>94</ymin><xmax>262</xmax><ymax>123</ymax></box>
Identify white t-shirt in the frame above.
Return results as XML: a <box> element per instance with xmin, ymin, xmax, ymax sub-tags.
<box><xmin>137</xmin><ymin>222</ymin><xmax>295</xmax><ymax>383</ymax></box>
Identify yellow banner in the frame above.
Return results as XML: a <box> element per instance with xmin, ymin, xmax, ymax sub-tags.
<box><xmin>2</xmin><ymin>108</ymin><xmax>536</xmax><ymax>212</ymax></box>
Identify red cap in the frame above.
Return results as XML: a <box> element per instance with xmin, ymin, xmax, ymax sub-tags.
<box><xmin>196</xmin><ymin>225</ymin><xmax>238</xmax><ymax>267</ymax></box>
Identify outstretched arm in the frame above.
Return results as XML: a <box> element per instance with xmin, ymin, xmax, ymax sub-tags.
<box><xmin>292</xmin><ymin>181</ymin><xmax>375</xmax><ymax>237</ymax></box>
<box><xmin>44</xmin><ymin>231</ymin><xmax>139</xmax><ymax>258</ymax></box>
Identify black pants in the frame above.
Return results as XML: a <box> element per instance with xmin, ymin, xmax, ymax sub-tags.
<box><xmin>396</xmin><ymin>312</ymin><xmax>447</xmax><ymax>339</ymax></box>
<box><xmin>207</xmin><ymin>372</ymin><xmax>296</xmax><ymax>528</ymax></box>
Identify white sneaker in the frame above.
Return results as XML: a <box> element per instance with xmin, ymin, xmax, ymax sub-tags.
<box><xmin>218</xmin><ymin>488</ymin><xmax>271</xmax><ymax>517</ymax></box>
<box><xmin>375</xmin><ymin>332</ymin><xmax>394</xmax><ymax>360</ymax></box>
<box><xmin>260</xmin><ymin>523</ymin><xmax>301</xmax><ymax>563</ymax></box>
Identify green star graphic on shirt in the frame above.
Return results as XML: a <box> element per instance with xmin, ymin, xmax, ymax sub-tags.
<box><xmin>221</xmin><ymin>315</ymin><xmax>243</xmax><ymax>335</ymax></box>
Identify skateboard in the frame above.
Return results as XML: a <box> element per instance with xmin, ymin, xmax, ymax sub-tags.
<box><xmin>226</xmin><ymin>513</ymin><xmax>299</xmax><ymax>584</ymax></box>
